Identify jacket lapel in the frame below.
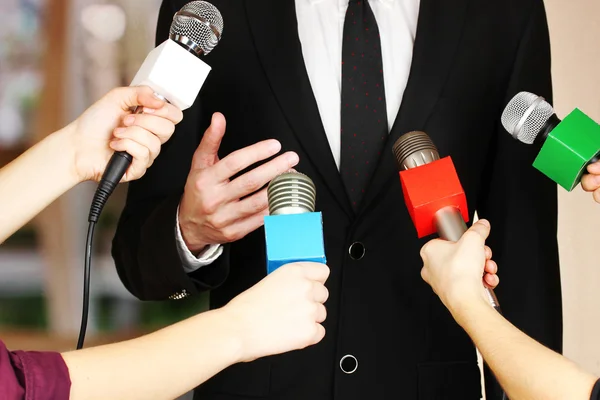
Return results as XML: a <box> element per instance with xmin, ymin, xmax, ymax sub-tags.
<box><xmin>357</xmin><ymin>0</ymin><xmax>472</xmax><ymax>218</ymax></box>
<box><xmin>245</xmin><ymin>0</ymin><xmax>354</xmax><ymax>218</ymax></box>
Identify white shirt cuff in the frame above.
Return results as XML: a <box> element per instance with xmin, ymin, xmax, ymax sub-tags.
<box><xmin>175</xmin><ymin>205</ymin><xmax>224</xmax><ymax>273</ymax></box>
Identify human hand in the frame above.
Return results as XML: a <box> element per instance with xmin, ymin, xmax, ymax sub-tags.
<box><xmin>178</xmin><ymin>112</ymin><xmax>299</xmax><ymax>253</ymax></box>
<box><xmin>69</xmin><ymin>86</ymin><xmax>183</xmax><ymax>182</ymax></box>
<box><xmin>419</xmin><ymin>220</ymin><xmax>499</xmax><ymax>313</ymax></box>
<box><xmin>581</xmin><ymin>161</ymin><xmax>600</xmax><ymax>203</ymax></box>
<box><xmin>223</xmin><ymin>262</ymin><xmax>329</xmax><ymax>362</ymax></box>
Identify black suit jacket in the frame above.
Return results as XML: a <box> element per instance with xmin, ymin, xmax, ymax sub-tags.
<box><xmin>112</xmin><ymin>0</ymin><xmax>562</xmax><ymax>399</ymax></box>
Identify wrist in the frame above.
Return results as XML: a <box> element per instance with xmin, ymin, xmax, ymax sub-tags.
<box><xmin>49</xmin><ymin>123</ymin><xmax>83</xmax><ymax>186</ymax></box>
<box><xmin>448</xmin><ymin>296</ymin><xmax>491</xmax><ymax>328</ymax></box>
<box><xmin>178</xmin><ymin>212</ymin><xmax>209</xmax><ymax>253</ymax></box>
<box><xmin>207</xmin><ymin>308</ymin><xmax>245</xmax><ymax>364</ymax></box>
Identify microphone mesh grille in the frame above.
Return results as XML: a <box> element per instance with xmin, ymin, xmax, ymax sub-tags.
<box><xmin>170</xmin><ymin>1</ymin><xmax>223</xmax><ymax>55</ymax></box>
<box><xmin>501</xmin><ymin>92</ymin><xmax>554</xmax><ymax>144</ymax></box>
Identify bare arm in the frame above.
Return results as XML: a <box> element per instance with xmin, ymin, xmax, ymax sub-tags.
<box><xmin>0</xmin><ymin>86</ymin><xmax>182</xmax><ymax>244</ymax></box>
<box><xmin>62</xmin><ymin>308</ymin><xmax>240</xmax><ymax>400</ymax></box>
<box><xmin>0</xmin><ymin>125</ymin><xmax>79</xmax><ymax>243</ymax></box>
<box><xmin>453</xmin><ymin>298</ymin><xmax>597</xmax><ymax>400</ymax></box>
<box><xmin>420</xmin><ymin>220</ymin><xmax>598</xmax><ymax>400</ymax></box>
<box><xmin>62</xmin><ymin>261</ymin><xmax>329</xmax><ymax>400</ymax></box>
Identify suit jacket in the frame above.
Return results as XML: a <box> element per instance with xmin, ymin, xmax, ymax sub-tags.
<box><xmin>112</xmin><ymin>0</ymin><xmax>562</xmax><ymax>399</ymax></box>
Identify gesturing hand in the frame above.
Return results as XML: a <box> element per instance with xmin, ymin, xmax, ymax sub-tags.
<box><xmin>179</xmin><ymin>112</ymin><xmax>300</xmax><ymax>253</ymax></box>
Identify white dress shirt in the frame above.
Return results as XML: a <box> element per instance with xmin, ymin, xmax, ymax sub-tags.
<box><xmin>177</xmin><ymin>0</ymin><xmax>420</xmax><ymax>272</ymax></box>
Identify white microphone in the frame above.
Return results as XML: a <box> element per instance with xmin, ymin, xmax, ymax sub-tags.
<box><xmin>130</xmin><ymin>1</ymin><xmax>223</xmax><ymax>110</ymax></box>
<box><xmin>88</xmin><ymin>0</ymin><xmax>224</xmax><ymax>224</ymax></box>
<box><xmin>79</xmin><ymin>1</ymin><xmax>224</xmax><ymax>351</ymax></box>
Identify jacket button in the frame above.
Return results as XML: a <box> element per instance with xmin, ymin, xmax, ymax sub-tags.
<box><xmin>349</xmin><ymin>242</ymin><xmax>365</xmax><ymax>260</ymax></box>
<box><xmin>340</xmin><ymin>354</ymin><xmax>358</xmax><ymax>374</ymax></box>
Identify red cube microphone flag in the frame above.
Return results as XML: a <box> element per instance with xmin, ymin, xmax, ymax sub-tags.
<box><xmin>392</xmin><ymin>131</ymin><xmax>501</xmax><ymax>313</ymax></box>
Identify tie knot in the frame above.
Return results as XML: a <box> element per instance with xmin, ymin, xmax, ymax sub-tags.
<box><xmin>349</xmin><ymin>0</ymin><xmax>365</xmax><ymax>4</ymax></box>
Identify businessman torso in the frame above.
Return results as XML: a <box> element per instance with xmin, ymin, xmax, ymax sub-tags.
<box><xmin>113</xmin><ymin>1</ymin><xmax>561</xmax><ymax>399</ymax></box>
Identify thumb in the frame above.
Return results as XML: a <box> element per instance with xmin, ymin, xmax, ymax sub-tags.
<box><xmin>192</xmin><ymin>112</ymin><xmax>227</xmax><ymax>169</ymax></box>
<box><xmin>461</xmin><ymin>219</ymin><xmax>491</xmax><ymax>245</ymax></box>
<box><xmin>108</xmin><ymin>86</ymin><xmax>166</xmax><ymax>111</ymax></box>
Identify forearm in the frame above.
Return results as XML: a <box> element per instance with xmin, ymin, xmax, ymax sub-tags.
<box><xmin>452</xmin><ymin>300</ymin><xmax>597</xmax><ymax>400</ymax></box>
<box><xmin>62</xmin><ymin>308</ymin><xmax>242</xmax><ymax>400</ymax></box>
<box><xmin>0</xmin><ymin>125</ymin><xmax>79</xmax><ymax>243</ymax></box>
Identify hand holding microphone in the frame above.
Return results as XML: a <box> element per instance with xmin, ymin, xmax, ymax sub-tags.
<box><xmin>91</xmin><ymin>0</ymin><xmax>225</xmax><ymax>223</ymax></box>
<box><xmin>72</xmin><ymin>86</ymin><xmax>182</xmax><ymax>183</ymax></box>
<box><xmin>223</xmin><ymin>262</ymin><xmax>329</xmax><ymax>362</ymax></box>
<box><xmin>420</xmin><ymin>220</ymin><xmax>499</xmax><ymax>315</ymax></box>
<box><xmin>502</xmin><ymin>92</ymin><xmax>600</xmax><ymax>202</ymax></box>
<box><xmin>392</xmin><ymin>131</ymin><xmax>502</xmax><ymax>312</ymax></box>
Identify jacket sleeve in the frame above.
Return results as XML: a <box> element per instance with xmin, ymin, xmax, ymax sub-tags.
<box><xmin>475</xmin><ymin>1</ymin><xmax>562</xmax><ymax>398</ymax></box>
<box><xmin>0</xmin><ymin>340</ymin><xmax>71</xmax><ymax>400</ymax></box>
<box><xmin>111</xmin><ymin>0</ymin><xmax>230</xmax><ymax>301</ymax></box>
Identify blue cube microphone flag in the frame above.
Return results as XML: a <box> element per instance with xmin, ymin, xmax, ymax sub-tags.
<box><xmin>264</xmin><ymin>171</ymin><xmax>327</xmax><ymax>274</ymax></box>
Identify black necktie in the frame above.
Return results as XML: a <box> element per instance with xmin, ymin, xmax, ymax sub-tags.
<box><xmin>341</xmin><ymin>0</ymin><xmax>388</xmax><ymax>212</ymax></box>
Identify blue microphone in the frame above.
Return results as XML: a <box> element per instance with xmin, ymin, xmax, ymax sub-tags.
<box><xmin>264</xmin><ymin>171</ymin><xmax>327</xmax><ymax>274</ymax></box>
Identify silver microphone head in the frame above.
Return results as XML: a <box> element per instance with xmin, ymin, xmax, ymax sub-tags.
<box><xmin>170</xmin><ymin>1</ymin><xmax>224</xmax><ymax>57</ymax></box>
<box><xmin>267</xmin><ymin>171</ymin><xmax>317</xmax><ymax>215</ymax></box>
<box><xmin>392</xmin><ymin>131</ymin><xmax>440</xmax><ymax>170</ymax></box>
<box><xmin>501</xmin><ymin>91</ymin><xmax>555</xmax><ymax>144</ymax></box>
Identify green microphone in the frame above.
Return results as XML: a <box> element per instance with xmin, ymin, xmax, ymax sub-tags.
<box><xmin>501</xmin><ymin>92</ymin><xmax>600</xmax><ymax>191</ymax></box>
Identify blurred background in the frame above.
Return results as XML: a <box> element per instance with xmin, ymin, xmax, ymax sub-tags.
<box><xmin>0</xmin><ymin>0</ymin><xmax>207</xmax><ymax>357</ymax></box>
<box><xmin>0</xmin><ymin>0</ymin><xmax>598</xmax><ymax>397</ymax></box>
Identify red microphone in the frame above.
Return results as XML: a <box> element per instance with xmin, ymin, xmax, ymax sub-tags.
<box><xmin>392</xmin><ymin>131</ymin><xmax>501</xmax><ymax>312</ymax></box>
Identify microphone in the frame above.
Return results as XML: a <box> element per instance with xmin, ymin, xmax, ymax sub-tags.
<box><xmin>263</xmin><ymin>171</ymin><xmax>327</xmax><ymax>274</ymax></box>
<box><xmin>88</xmin><ymin>0</ymin><xmax>224</xmax><ymax>223</ymax></box>
<box><xmin>77</xmin><ymin>1</ymin><xmax>223</xmax><ymax>351</ymax></box>
<box><xmin>501</xmin><ymin>92</ymin><xmax>600</xmax><ymax>191</ymax></box>
<box><xmin>392</xmin><ymin>132</ymin><xmax>502</xmax><ymax>312</ymax></box>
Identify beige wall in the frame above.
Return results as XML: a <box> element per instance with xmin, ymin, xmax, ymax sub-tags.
<box><xmin>546</xmin><ymin>0</ymin><xmax>600</xmax><ymax>375</ymax></box>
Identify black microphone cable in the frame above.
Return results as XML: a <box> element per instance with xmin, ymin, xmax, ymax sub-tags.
<box><xmin>76</xmin><ymin>149</ymin><xmax>133</xmax><ymax>350</ymax></box>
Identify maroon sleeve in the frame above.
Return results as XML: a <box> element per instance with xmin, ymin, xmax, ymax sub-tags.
<box><xmin>0</xmin><ymin>340</ymin><xmax>71</xmax><ymax>400</ymax></box>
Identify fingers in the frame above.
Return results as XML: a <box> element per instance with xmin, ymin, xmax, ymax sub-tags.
<box><xmin>312</xmin><ymin>324</ymin><xmax>326</xmax><ymax>345</ymax></box>
<box><xmin>214</xmin><ymin>211</ymin><xmax>267</xmax><ymax>243</ymax></box>
<box><xmin>110</xmin><ymin>86</ymin><xmax>166</xmax><ymax>112</ymax></box>
<box><xmin>314</xmin><ymin>303</ymin><xmax>327</xmax><ymax>324</ymax></box>
<box><xmin>581</xmin><ymin>173</ymin><xmax>600</xmax><ymax>193</ymax></box>
<box><xmin>109</xmin><ymin>137</ymin><xmax>151</xmax><ymax>181</ymax></box>
<box><xmin>420</xmin><ymin>266</ymin><xmax>430</xmax><ymax>285</ymax></box>
<box><xmin>312</xmin><ymin>281</ymin><xmax>329</xmax><ymax>304</ymax></box>
<box><xmin>210</xmin><ymin>140</ymin><xmax>285</xmax><ymax>183</ymax></box>
<box><xmin>112</xmin><ymin>126</ymin><xmax>162</xmax><ymax>163</ymax></box>
<box><xmin>594</xmin><ymin>189</ymin><xmax>600</xmax><ymax>204</ymax></box>
<box><xmin>300</xmin><ymin>262</ymin><xmax>331</xmax><ymax>284</ymax></box>
<box><xmin>461</xmin><ymin>219</ymin><xmax>491</xmax><ymax>245</ymax></box>
<box><xmin>587</xmin><ymin>161</ymin><xmax>600</xmax><ymax>174</ymax></box>
<box><xmin>225</xmin><ymin>151</ymin><xmax>300</xmax><ymax>201</ymax></box>
<box><xmin>484</xmin><ymin>259</ymin><xmax>497</xmax><ymax>275</ymax></box>
<box><xmin>122</xmin><ymin>113</ymin><xmax>176</xmax><ymax>144</ymax></box>
<box><xmin>484</xmin><ymin>245</ymin><xmax>492</xmax><ymax>260</ymax></box>
<box><xmin>141</xmin><ymin>102</ymin><xmax>183</xmax><ymax>125</ymax></box>
<box><xmin>191</xmin><ymin>112</ymin><xmax>227</xmax><ymax>170</ymax></box>
<box><xmin>484</xmin><ymin>273</ymin><xmax>499</xmax><ymax>289</ymax></box>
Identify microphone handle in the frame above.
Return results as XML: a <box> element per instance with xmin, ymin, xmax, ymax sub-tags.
<box><xmin>97</xmin><ymin>105</ymin><xmax>144</xmax><ymax>196</ymax></box>
<box><xmin>89</xmin><ymin>93</ymin><xmax>166</xmax><ymax>223</ymax></box>
<box><xmin>98</xmin><ymin>92</ymin><xmax>168</xmax><ymax>202</ymax></box>
<box><xmin>434</xmin><ymin>206</ymin><xmax>503</xmax><ymax>314</ymax></box>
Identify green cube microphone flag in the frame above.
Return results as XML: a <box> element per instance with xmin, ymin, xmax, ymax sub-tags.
<box><xmin>501</xmin><ymin>92</ymin><xmax>600</xmax><ymax>191</ymax></box>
